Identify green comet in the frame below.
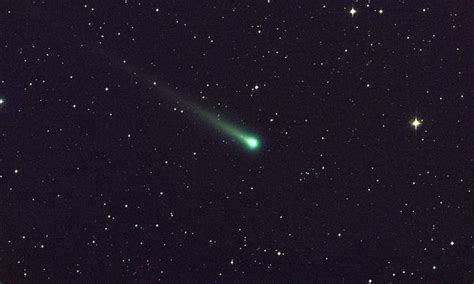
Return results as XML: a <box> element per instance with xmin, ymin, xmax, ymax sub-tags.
<box><xmin>198</xmin><ymin>112</ymin><xmax>261</xmax><ymax>151</ymax></box>
<box><xmin>194</xmin><ymin>108</ymin><xmax>261</xmax><ymax>151</ymax></box>
<box><xmin>97</xmin><ymin>55</ymin><xmax>261</xmax><ymax>151</ymax></box>
<box><xmin>145</xmin><ymin>82</ymin><xmax>261</xmax><ymax>151</ymax></box>
<box><xmin>244</xmin><ymin>136</ymin><xmax>260</xmax><ymax>150</ymax></box>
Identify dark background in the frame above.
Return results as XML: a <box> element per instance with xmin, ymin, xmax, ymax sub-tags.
<box><xmin>0</xmin><ymin>0</ymin><xmax>472</xmax><ymax>282</ymax></box>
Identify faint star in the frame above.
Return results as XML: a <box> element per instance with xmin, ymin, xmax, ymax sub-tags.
<box><xmin>411</xmin><ymin>117</ymin><xmax>422</xmax><ymax>130</ymax></box>
<box><xmin>350</xmin><ymin>7</ymin><xmax>357</xmax><ymax>16</ymax></box>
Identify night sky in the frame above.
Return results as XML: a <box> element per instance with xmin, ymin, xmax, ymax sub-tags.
<box><xmin>0</xmin><ymin>0</ymin><xmax>472</xmax><ymax>282</ymax></box>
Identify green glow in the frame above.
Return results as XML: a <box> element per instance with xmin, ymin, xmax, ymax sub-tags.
<box><xmin>156</xmin><ymin>93</ymin><xmax>261</xmax><ymax>151</ymax></box>
<box><xmin>214</xmin><ymin>119</ymin><xmax>261</xmax><ymax>151</ymax></box>
<box><xmin>189</xmin><ymin>106</ymin><xmax>261</xmax><ymax>151</ymax></box>
<box><xmin>96</xmin><ymin>55</ymin><xmax>261</xmax><ymax>151</ymax></box>
<box><xmin>243</xmin><ymin>136</ymin><xmax>260</xmax><ymax>150</ymax></box>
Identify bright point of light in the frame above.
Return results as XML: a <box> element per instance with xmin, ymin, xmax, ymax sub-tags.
<box><xmin>411</xmin><ymin>117</ymin><xmax>422</xmax><ymax>130</ymax></box>
<box><xmin>0</xmin><ymin>99</ymin><xmax>3</xmax><ymax>104</ymax></box>
<box><xmin>350</xmin><ymin>7</ymin><xmax>357</xmax><ymax>16</ymax></box>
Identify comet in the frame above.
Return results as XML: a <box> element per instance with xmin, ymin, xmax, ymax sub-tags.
<box><xmin>85</xmin><ymin>44</ymin><xmax>262</xmax><ymax>151</ymax></box>
<box><xmin>194</xmin><ymin>108</ymin><xmax>261</xmax><ymax>151</ymax></box>
<box><xmin>169</xmin><ymin>94</ymin><xmax>261</xmax><ymax>151</ymax></box>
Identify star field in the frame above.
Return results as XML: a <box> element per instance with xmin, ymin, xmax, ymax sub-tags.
<box><xmin>0</xmin><ymin>0</ymin><xmax>471</xmax><ymax>282</ymax></box>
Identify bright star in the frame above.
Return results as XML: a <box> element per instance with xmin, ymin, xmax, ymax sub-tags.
<box><xmin>350</xmin><ymin>7</ymin><xmax>357</xmax><ymax>16</ymax></box>
<box><xmin>411</xmin><ymin>117</ymin><xmax>422</xmax><ymax>130</ymax></box>
<box><xmin>0</xmin><ymin>98</ymin><xmax>4</xmax><ymax>104</ymax></box>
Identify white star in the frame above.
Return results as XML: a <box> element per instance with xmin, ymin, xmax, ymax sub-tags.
<box><xmin>0</xmin><ymin>98</ymin><xmax>4</xmax><ymax>104</ymax></box>
<box><xmin>350</xmin><ymin>7</ymin><xmax>357</xmax><ymax>16</ymax></box>
<box><xmin>411</xmin><ymin>117</ymin><xmax>422</xmax><ymax>130</ymax></box>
